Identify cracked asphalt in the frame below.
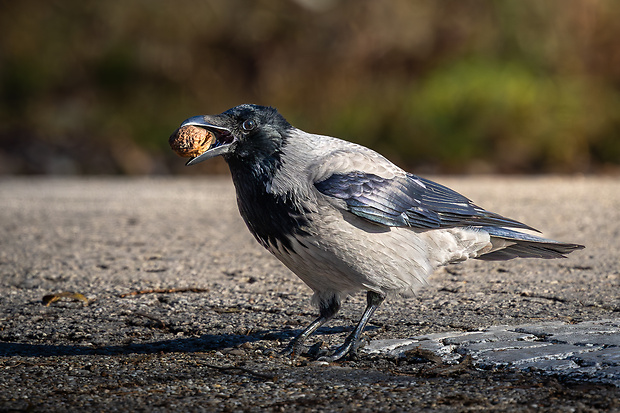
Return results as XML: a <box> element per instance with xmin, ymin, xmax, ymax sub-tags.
<box><xmin>0</xmin><ymin>176</ymin><xmax>618</xmax><ymax>412</ymax></box>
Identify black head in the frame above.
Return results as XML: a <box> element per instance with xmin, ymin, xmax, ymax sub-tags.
<box><xmin>180</xmin><ymin>104</ymin><xmax>292</xmax><ymax>167</ymax></box>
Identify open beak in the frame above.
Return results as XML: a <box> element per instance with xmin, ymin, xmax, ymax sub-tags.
<box><xmin>180</xmin><ymin>115</ymin><xmax>235</xmax><ymax>166</ymax></box>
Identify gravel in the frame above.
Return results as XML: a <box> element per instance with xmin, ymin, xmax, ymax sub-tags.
<box><xmin>0</xmin><ymin>176</ymin><xmax>618</xmax><ymax>411</ymax></box>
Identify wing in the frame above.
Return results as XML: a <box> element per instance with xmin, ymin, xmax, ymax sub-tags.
<box><xmin>314</xmin><ymin>171</ymin><xmax>537</xmax><ymax>231</ymax></box>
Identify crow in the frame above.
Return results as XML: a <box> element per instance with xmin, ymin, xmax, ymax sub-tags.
<box><xmin>177</xmin><ymin>104</ymin><xmax>584</xmax><ymax>361</ymax></box>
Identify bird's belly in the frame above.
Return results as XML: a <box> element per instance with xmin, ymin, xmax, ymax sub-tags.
<box><xmin>265</xmin><ymin>210</ymin><xmax>429</xmax><ymax>298</ymax></box>
<box><xmin>266</xmin><ymin>207</ymin><xmax>492</xmax><ymax>301</ymax></box>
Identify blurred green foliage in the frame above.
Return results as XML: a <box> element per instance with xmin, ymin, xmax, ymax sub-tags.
<box><xmin>1</xmin><ymin>0</ymin><xmax>619</xmax><ymax>174</ymax></box>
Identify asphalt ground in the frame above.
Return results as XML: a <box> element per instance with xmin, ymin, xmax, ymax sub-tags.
<box><xmin>0</xmin><ymin>176</ymin><xmax>618</xmax><ymax>412</ymax></box>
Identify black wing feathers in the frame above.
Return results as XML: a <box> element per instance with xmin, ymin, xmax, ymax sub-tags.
<box><xmin>315</xmin><ymin>172</ymin><xmax>537</xmax><ymax>231</ymax></box>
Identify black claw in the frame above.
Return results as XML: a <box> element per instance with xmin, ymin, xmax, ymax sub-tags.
<box><xmin>317</xmin><ymin>334</ymin><xmax>360</xmax><ymax>362</ymax></box>
<box><xmin>306</xmin><ymin>341</ymin><xmax>324</xmax><ymax>358</ymax></box>
<box><xmin>281</xmin><ymin>339</ymin><xmax>304</xmax><ymax>357</ymax></box>
<box><xmin>318</xmin><ymin>343</ymin><xmax>357</xmax><ymax>362</ymax></box>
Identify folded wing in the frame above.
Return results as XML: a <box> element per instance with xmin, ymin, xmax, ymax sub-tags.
<box><xmin>315</xmin><ymin>171</ymin><xmax>535</xmax><ymax>231</ymax></box>
<box><xmin>314</xmin><ymin>171</ymin><xmax>584</xmax><ymax>259</ymax></box>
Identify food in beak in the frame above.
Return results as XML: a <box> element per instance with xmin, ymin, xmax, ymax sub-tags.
<box><xmin>169</xmin><ymin>125</ymin><xmax>214</xmax><ymax>158</ymax></box>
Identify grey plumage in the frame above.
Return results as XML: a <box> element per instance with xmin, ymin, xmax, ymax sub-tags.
<box><xmin>179</xmin><ymin>104</ymin><xmax>584</xmax><ymax>361</ymax></box>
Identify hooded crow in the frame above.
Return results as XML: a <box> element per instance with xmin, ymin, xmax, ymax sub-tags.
<box><xmin>177</xmin><ymin>104</ymin><xmax>584</xmax><ymax>361</ymax></box>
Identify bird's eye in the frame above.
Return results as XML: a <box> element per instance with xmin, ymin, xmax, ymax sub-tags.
<box><xmin>242</xmin><ymin>119</ymin><xmax>256</xmax><ymax>131</ymax></box>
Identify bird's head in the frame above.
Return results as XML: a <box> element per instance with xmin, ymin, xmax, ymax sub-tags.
<box><xmin>180</xmin><ymin>104</ymin><xmax>292</xmax><ymax>168</ymax></box>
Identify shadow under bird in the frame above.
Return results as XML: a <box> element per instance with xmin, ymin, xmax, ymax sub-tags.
<box><xmin>175</xmin><ymin>104</ymin><xmax>584</xmax><ymax>361</ymax></box>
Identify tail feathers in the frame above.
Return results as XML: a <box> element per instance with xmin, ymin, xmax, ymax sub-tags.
<box><xmin>477</xmin><ymin>227</ymin><xmax>584</xmax><ymax>261</ymax></box>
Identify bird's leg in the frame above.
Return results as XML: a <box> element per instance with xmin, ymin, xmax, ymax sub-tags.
<box><xmin>282</xmin><ymin>296</ymin><xmax>340</xmax><ymax>356</ymax></box>
<box><xmin>319</xmin><ymin>291</ymin><xmax>385</xmax><ymax>362</ymax></box>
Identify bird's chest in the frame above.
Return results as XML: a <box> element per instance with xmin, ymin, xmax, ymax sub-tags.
<box><xmin>232</xmin><ymin>178</ymin><xmax>311</xmax><ymax>252</ymax></box>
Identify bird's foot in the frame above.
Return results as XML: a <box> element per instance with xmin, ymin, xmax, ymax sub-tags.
<box><xmin>281</xmin><ymin>340</ymin><xmax>303</xmax><ymax>357</ymax></box>
<box><xmin>306</xmin><ymin>342</ymin><xmax>325</xmax><ymax>358</ymax></box>
<box><xmin>317</xmin><ymin>337</ymin><xmax>361</xmax><ymax>362</ymax></box>
<box><xmin>282</xmin><ymin>339</ymin><xmax>325</xmax><ymax>358</ymax></box>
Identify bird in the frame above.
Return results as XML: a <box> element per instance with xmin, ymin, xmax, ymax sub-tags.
<box><xmin>177</xmin><ymin>104</ymin><xmax>584</xmax><ymax>361</ymax></box>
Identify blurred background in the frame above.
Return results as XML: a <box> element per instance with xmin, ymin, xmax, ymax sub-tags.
<box><xmin>1</xmin><ymin>0</ymin><xmax>619</xmax><ymax>175</ymax></box>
